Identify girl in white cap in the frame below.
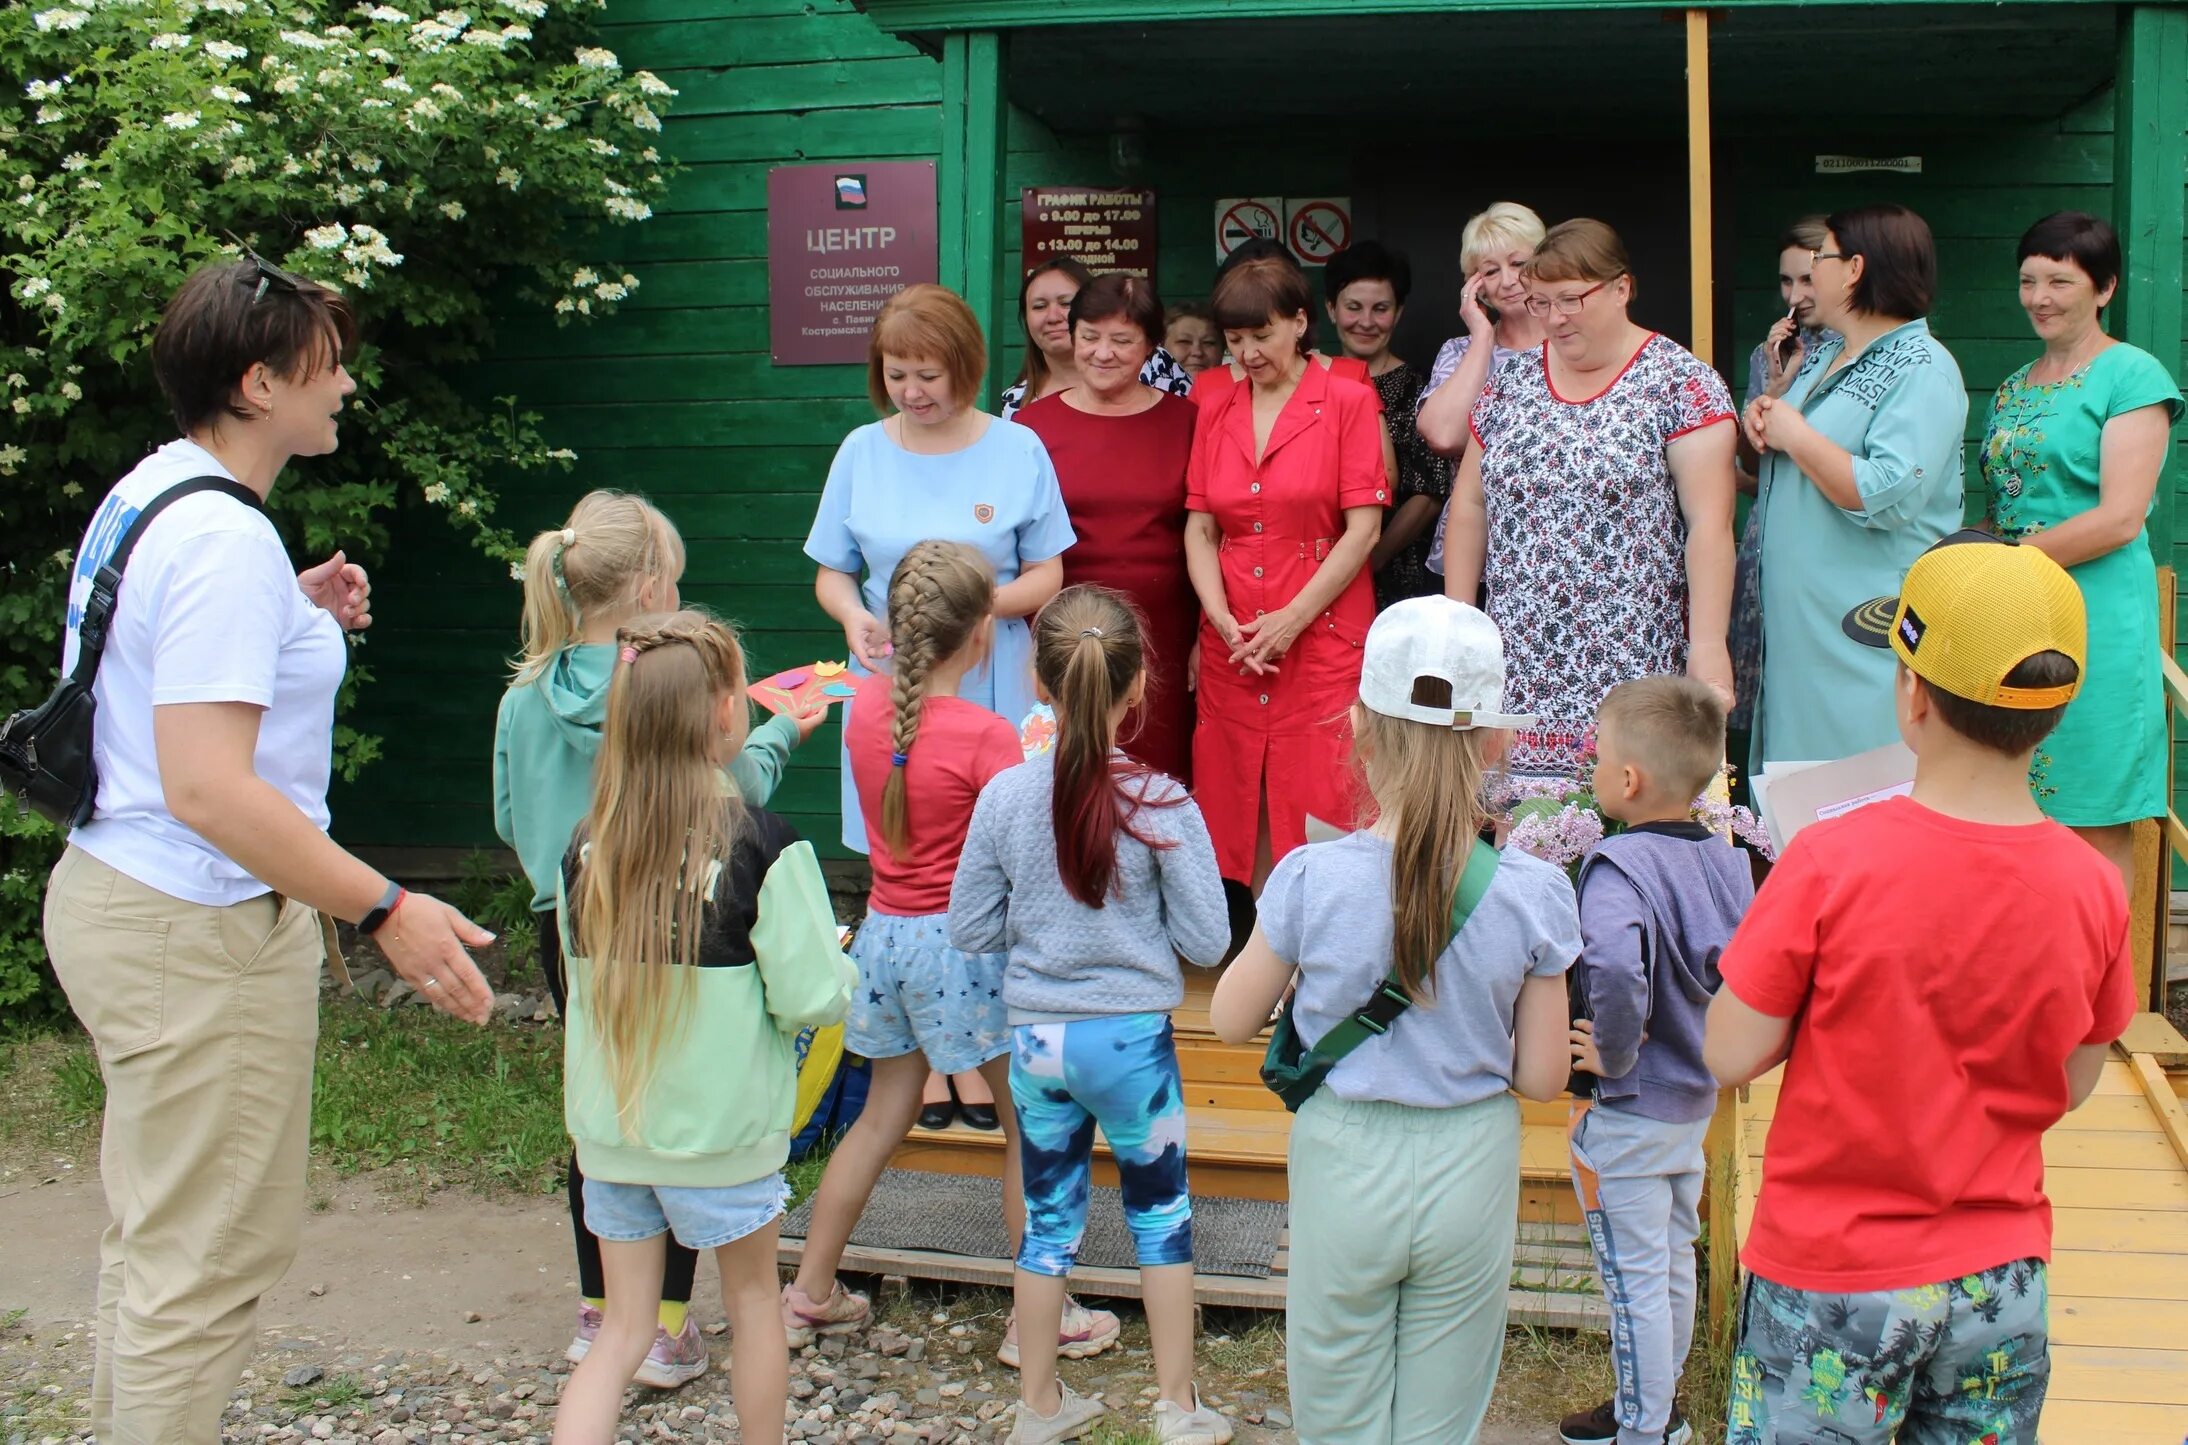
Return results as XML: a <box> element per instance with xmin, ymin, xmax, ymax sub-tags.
<box><xmin>1210</xmin><ymin>594</ymin><xmax>1580</xmax><ymax>1445</ymax></box>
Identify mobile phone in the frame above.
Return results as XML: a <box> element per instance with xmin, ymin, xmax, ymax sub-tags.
<box><xmin>1481</xmin><ymin>298</ymin><xmax>1502</xmax><ymax>325</ymax></box>
<box><xmin>1773</xmin><ymin>307</ymin><xmax>1800</xmax><ymax>366</ymax></box>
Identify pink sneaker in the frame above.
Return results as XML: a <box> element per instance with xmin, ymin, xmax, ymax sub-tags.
<box><xmin>633</xmin><ymin>1317</ymin><xmax>709</xmax><ymax>1389</ymax></box>
<box><xmin>996</xmin><ymin>1296</ymin><xmax>1122</xmax><ymax>1368</ymax></box>
<box><xmin>781</xmin><ymin>1280</ymin><xmax>871</xmax><ymax>1349</ymax></box>
<box><xmin>565</xmin><ymin>1303</ymin><xmax>603</xmax><ymax>1365</ymax></box>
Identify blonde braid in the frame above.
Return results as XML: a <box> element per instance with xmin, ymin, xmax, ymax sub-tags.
<box><xmin>877</xmin><ymin>541</ymin><xmax>996</xmax><ymax>859</ymax></box>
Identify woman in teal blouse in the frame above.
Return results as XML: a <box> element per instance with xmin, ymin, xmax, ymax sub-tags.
<box><xmin>1745</xmin><ymin>204</ymin><xmax>1969</xmax><ymax>770</ymax></box>
<box><xmin>1983</xmin><ymin>211</ymin><xmax>2184</xmax><ymax>886</ymax></box>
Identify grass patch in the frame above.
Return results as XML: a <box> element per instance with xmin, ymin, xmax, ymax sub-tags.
<box><xmin>312</xmin><ymin>1000</ymin><xmax>566</xmax><ymax>1196</ymax></box>
<box><xmin>285</xmin><ymin>1373</ymin><xmax>366</xmax><ymax>1412</ymax></box>
<box><xmin>0</xmin><ymin>1000</ymin><xmax>567</xmax><ymax>1197</ymax></box>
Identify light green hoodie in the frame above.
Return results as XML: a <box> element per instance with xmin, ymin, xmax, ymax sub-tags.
<box><xmin>493</xmin><ymin>643</ymin><xmax>802</xmax><ymax>911</ymax></box>
<box><xmin>558</xmin><ymin>807</ymin><xmax>856</xmax><ymax>1187</ymax></box>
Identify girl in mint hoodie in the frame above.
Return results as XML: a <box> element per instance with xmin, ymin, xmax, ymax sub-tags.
<box><xmin>493</xmin><ymin>489</ymin><xmax>822</xmax><ymax>1383</ymax></box>
<box><xmin>551</xmin><ymin>609</ymin><xmax>855</xmax><ymax>1445</ymax></box>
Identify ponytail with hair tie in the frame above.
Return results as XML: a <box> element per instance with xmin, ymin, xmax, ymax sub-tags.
<box><xmin>1034</xmin><ymin>585</ymin><xmax>1187</xmax><ymax>908</ymax></box>
<box><xmin>510</xmin><ymin>490</ymin><xmax>686</xmax><ymax>686</ymax></box>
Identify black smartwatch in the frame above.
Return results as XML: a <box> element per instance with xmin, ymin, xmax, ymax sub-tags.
<box><xmin>358</xmin><ymin>879</ymin><xmax>406</xmax><ymax>936</ymax></box>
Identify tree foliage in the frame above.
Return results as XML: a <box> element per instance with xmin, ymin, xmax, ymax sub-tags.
<box><xmin>0</xmin><ymin>0</ymin><xmax>672</xmax><ymax>1024</ymax></box>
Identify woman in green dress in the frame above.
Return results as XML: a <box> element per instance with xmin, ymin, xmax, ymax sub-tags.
<box><xmin>1982</xmin><ymin>210</ymin><xmax>2184</xmax><ymax>888</ymax></box>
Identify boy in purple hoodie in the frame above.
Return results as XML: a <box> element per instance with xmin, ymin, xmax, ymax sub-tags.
<box><xmin>1559</xmin><ymin>677</ymin><xmax>1755</xmax><ymax>1445</ymax></box>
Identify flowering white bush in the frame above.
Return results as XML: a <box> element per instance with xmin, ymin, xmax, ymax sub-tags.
<box><xmin>0</xmin><ymin>0</ymin><xmax>677</xmax><ymax>1018</ymax></box>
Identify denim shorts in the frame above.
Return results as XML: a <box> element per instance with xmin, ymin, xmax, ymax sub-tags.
<box><xmin>845</xmin><ymin>910</ymin><xmax>1008</xmax><ymax>1075</ymax></box>
<box><xmin>580</xmin><ymin>1172</ymin><xmax>790</xmax><ymax>1252</ymax></box>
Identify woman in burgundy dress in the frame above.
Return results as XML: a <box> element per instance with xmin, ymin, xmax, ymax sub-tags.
<box><xmin>1015</xmin><ymin>272</ymin><xmax>1199</xmax><ymax>783</ymax></box>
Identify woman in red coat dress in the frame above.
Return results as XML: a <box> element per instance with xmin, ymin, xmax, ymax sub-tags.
<box><xmin>1015</xmin><ymin>273</ymin><xmax>1199</xmax><ymax>782</ymax></box>
<box><xmin>1186</xmin><ymin>256</ymin><xmax>1388</xmax><ymax>887</ymax></box>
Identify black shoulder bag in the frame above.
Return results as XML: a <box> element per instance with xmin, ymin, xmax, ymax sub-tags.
<box><xmin>1</xmin><ymin>477</ymin><xmax>265</xmax><ymax>827</ymax></box>
<box><xmin>1260</xmin><ymin>839</ymin><xmax>1502</xmax><ymax>1112</ymax></box>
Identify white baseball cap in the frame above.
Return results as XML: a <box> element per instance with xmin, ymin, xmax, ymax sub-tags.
<box><xmin>1359</xmin><ymin>595</ymin><xmax>1535</xmax><ymax>730</ymax></box>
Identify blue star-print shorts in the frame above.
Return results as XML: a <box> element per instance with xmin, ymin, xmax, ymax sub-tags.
<box><xmin>845</xmin><ymin>910</ymin><xmax>1008</xmax><ymax>1075</ymax></box>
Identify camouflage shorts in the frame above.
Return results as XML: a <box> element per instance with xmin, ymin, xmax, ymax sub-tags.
<box><xmin>1727</xmin><ymin>1258</ymin><xmax>2050</xmax><ymax>1445</ymax></box>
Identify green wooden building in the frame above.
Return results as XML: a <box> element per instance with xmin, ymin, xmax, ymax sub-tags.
<box><xmin>334</xmin><ymin>0</ymin><xmax>2188</xmax><ymax>864</ymax></box>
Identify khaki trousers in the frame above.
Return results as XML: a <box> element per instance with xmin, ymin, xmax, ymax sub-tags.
<box><xmin>43</xmin><ymin>845</ymin><xmax>322</xmax><ymax>1445</ymax></box>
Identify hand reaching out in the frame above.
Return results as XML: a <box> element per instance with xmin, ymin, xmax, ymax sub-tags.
<box><xmin>299</xmin><ymin>551</ymin><xmax>371</xmax><ymax>631</ymax></box>
<box><xmin>843</xmin><ymin>611</ymin><xmax>892</xmax><ymax>672</ymax></box>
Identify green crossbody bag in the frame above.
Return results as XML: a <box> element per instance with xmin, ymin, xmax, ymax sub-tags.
<box><xmin>1259</xmin><ymin>839</ymin><xmax>1501</xmax><ymax>1113</ymax></box>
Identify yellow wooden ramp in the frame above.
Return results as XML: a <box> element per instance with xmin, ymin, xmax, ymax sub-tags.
<box><xmin>1724</xmin><ymin>1025</ymin><xmax>2188</xmax><ymax>1442</ymax></box>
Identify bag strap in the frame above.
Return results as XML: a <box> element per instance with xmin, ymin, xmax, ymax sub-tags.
<box><xmin>1312</xmin><ymin>839</ymin><xmax>1502</xmax><ymax>1063</ymax></box>
<box><xmin>70</xmin><ymin>476</ymin><xmax>266</xmax><ymax>684</ymax></box>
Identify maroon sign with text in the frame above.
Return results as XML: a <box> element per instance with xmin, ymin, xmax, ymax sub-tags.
<box><xmin>768</xmin><ymin>161</ymin><xmax>938</xmax><ymax>365</ymax></box>
<box><xmin>1020</xmin><ymin>187</ymin><xmax>1157</xmax><ymax>279</ymax></box>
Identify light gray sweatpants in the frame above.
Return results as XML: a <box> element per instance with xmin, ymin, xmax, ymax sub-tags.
<box><xmin>1568</xmin><ymin>1101</ymin><xmax>1713</xmax><ymax>1445</ymax></box>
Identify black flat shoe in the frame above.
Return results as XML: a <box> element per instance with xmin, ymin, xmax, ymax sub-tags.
<box><xmin>956</xmin><ymin>1102</ymin><xmax>999</xmax><ymax>1131</ymax></box>
<box><xmin>916</xmin><ymin>1100</ymin><xmax>956</xmax><ymax>1131</ymax></box>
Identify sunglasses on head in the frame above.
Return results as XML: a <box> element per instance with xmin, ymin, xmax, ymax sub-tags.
<box><xmin>224</xmin><ymin>234</ymin><xmax>310</xmax><ymax>304</ymax></box>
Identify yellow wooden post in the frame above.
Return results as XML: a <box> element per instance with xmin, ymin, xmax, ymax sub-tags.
<box><xmin>1685</xmin><ymin>9</ymin><xmax>1713</xmax><ymax>366</ymax></box>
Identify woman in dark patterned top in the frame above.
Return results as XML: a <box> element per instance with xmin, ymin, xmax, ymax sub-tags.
<box><xmin>1323</xmin><ymin>241</ymin><xmax>1453</xmax><ymax>609</ymax></box>
<box><xmin>1440</xmin><ymin>220</ymin><xmax>1737</xmax><ymax>778</ymax></box>
<box><xmin>999</xmin><ymin>258</ymin><xmax>1191</xmax><ymax>419</ymax></box>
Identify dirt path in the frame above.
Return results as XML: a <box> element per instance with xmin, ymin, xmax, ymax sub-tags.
<box><xmin>1</xmin><ymin>1171</ymin><xmax>1580</xmax><ymax>1444</ymax></box>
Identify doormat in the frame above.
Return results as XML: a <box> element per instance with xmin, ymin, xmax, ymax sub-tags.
<box><xmin>781</xmin><ymin>1169</ymin><xmax>1285</xmax><ymax>1279</ymax></box>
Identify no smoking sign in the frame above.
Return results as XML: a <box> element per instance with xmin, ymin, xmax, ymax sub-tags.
<box><xmin>1214</xmin><ymin>197</ymin><xmax>1281</xmax><ymax>262</ymax></box>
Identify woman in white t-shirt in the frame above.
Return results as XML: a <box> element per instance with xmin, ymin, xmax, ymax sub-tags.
<box><xmin>41</xmin><ymin>258</ymin><xmax>495</xmax><ymax>1443</ymax></box>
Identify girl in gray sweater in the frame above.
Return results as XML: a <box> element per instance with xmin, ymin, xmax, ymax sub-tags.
<box><xmin>950</xmin><ymin>586</ymin><xmax>1232</xmax><ymax>1445</ymax></box>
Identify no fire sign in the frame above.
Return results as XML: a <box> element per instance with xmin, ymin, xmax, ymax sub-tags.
<box><xmin>1215</xmin><ymin>197</ymin><xmax>1281</xmax><ymax>262</ymax></box>
<box><xmin>1285</xmin><ymin>198</ymin><xmax>1351</xmax><ymax>266</ymax></box>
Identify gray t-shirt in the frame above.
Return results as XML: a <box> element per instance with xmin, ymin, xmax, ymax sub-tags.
<box><xmin>1259</xmin><ymin>833</ymin><xmax>1581</xmax><ymax>1107</ymax></box>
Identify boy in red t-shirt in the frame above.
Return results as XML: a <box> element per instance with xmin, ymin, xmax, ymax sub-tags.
<box><xmin>1704</xmin><ymin>533</ymin><xmax>2136</xmax><ymax>1444</ymax></box>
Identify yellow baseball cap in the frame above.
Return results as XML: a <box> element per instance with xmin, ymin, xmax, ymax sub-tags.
<box><xmin>1840</xmin><ymin>530</ymin><xmax>2087</xmax><ymax>709</ymax></box>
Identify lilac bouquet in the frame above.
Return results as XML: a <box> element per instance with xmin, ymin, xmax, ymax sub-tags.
<box><xmin>1495</xmin><ymin>755</ymin><xmax>1775</xmax><ymax>875</ymax></box>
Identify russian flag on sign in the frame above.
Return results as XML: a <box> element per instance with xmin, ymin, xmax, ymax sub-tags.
<box><xmin>834</xmin><ymin>175</ymin><xmax>868</xmax><ymax>208</ymax></box>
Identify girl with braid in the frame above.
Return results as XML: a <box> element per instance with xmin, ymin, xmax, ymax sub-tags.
<box><xmin>785</xmin><ymin>544</ymin><xmax>1123</xmax><ymax>1366</ymax></box>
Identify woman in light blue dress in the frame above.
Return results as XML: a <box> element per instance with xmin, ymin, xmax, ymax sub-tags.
<box><xmin>1747</xmin><ymin>205</ymin><xmax>1969</xmax><ymax>769</ymax></box>
<box><xmin>805</xmin><ymin>283</ymin><xmax>1075</xmax><ymax>854</ymax></box>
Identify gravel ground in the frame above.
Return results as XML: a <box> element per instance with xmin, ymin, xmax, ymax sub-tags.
<box><xmin>2</xmin><ymin>1304</ymin><xmax>1301</xmax><ymax>1444</ymax></box>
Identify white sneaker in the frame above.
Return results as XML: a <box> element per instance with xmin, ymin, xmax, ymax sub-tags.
<box><xmin>1006</xmin><ymin>1383</ymin><xmax>1109</xmax><ymax>1444</ymax></box>
<box><xmin>1153</xmin><ymin>1391</ymin><xmax>1234</xmax><ymax>1445</ymax></box>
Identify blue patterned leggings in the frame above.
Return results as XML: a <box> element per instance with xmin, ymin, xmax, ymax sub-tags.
<box><xmin>1007</xmin><ymin>1012</ymin><xmax>1193</xmax><ymax>1277</ymax></box>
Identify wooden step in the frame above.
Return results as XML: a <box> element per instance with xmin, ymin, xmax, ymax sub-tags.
<box><xmin>891</xmin><ymin>1104</ymin><xmax>1585</xmax><ymax>1221</ymax></box>
<box><xmin>780</xmin><ymin>1218</ymin><xmax>1608</xmax><ymax>1328</ymax></box>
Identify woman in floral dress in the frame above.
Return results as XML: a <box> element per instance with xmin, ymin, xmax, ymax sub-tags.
<box><xmin>1439</xmin><ymin>220</ymin><xmax>1736</xmax><ymax>777</ymax></box>
<box><xmin>1983</xmin><ymin>211</ymin><xmax>2183</xmax><ymax>888</ymax></box>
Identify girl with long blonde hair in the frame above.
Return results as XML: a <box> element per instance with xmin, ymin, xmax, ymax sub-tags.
<box><xmin>1209</xmin><ymin>595</ymin><xmax>1578</xmax><ymax>1444</ymax></box>
<box><xmin>494</xmin><ymin>490</ymin><xmax>824</xmax><ymax>1380</ymax></box>
<box><xmin>553</xmin><ymin>610</ymin><xmax>855</xmax><ymax>1445</ymax></box>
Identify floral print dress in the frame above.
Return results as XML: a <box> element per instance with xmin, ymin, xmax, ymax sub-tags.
<box><xmin>1471</xmin><ymin>336</ymin><xmax>1733</xmax><ymax>776</ymax></box>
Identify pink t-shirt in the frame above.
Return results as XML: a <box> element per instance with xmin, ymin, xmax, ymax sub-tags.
<box><xmin>1721</xmin><ymin>797</ymin><xmax>2136</xmax><ymax>1293</ymax></box>
<box><xmin>845</xmin><ymin>671</ymin><xmax>1022</xmax><ymax>916</ymax></box>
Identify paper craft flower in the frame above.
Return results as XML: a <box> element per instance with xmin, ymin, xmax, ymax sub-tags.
<box><xmin>1019</xmin><ymin>703</ymin><xmax>1057</xmax><ymax>759</ymax></box>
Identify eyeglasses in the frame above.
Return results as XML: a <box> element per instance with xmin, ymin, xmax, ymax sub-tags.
<box><xmin>1810</xmin><ymin>250</ymin><xmax>1850</xmax><ymax>267</ymax></box>
<box><xmin>1521</xmin><ymin>276</ymin><xmax>1622</xmax><ymax>318</ymax></box>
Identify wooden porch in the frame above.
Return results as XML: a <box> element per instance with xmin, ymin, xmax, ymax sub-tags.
<box><xmin>781</xmin><ymin>968</ymin><xmax>1608</xmax><ymax>1327</ymax></box>
<box><xmin>1723</xmin><ymin>1028</ymin><xmax>2188</xmax><ymax>1440</ymax></box>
